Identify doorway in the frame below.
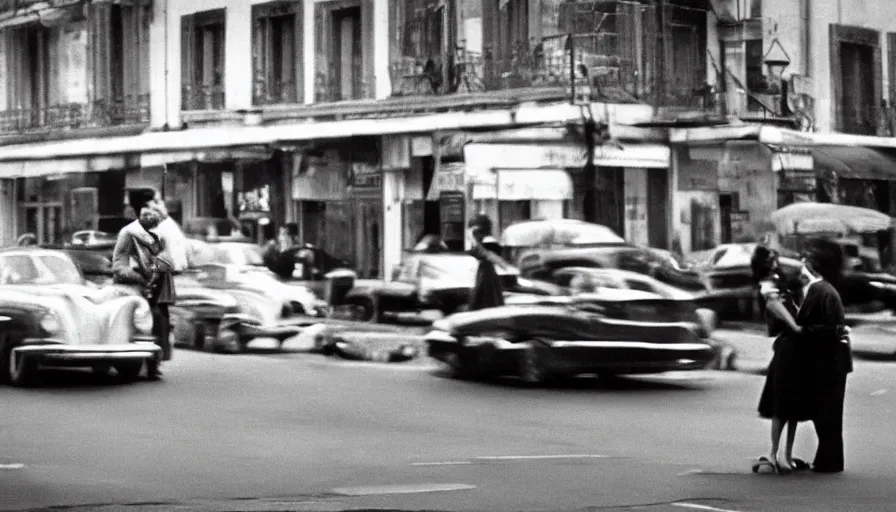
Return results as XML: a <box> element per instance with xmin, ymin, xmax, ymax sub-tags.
<box><xmin>21</xmin><ymin>203</ymin><xmax>63</xmax><ymax>245</ymax></box>
<box><xmin>719</xmin><ymin>192</ymin><xmax>740</xmax><ymax>244</ymax></box>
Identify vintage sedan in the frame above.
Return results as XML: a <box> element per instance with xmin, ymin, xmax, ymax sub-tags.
<box><xmin>0</xmin><ymin>248</ymin><xmax>160</xmax><ymax>386</ymax></box>
<box><xmin>335</xmin><ymin>249</ymin><xmax>520</xmax><ymax>322</ymax></box>
<box><xmin>423</xmin><ymin>298</ymin><xmax>717</xmax><ymax>385</ymax></box>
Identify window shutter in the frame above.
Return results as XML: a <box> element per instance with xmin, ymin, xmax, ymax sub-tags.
<box><xmin>361</xmin><ymin>0</ymin><xmax>375</xmax><ymax>98</ymax></box>
<box><xmin>314</xmin><ymin>3</ymin><xmax>328</xmax><ymax>102</ymax></box>
<box><xmin>252</xmin><ymin>11</ymin><xmax>264</xmax><ymax>105</ymax></box>
<box><xmin>294</xmin><ymin>4</ymin><xmax>304</xmax><ymax>104</ymax></box>
<box><xmin>88</xmin><ymin>2</ymin><xmax>112</xmax><ymax>104</ymax></box>
<box><xmin>180</xmin><ymin>15</ymin><xmax>194</xmax><ymax>110</ymax></box>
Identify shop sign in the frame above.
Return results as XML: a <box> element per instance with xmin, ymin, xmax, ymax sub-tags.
<box><xmin>678</xmin><ymin>158</ymin><xmax>718</xmax><ymax>191</ymax></box>
<box><xmin>351</xmin><ymin>162</ymin><xmax>381</xmax><ymax>188</ymax></box>
<box><xmin>780</xmin><ymin>169</ymin><xmax>816</xmax><ymax>192</ymax></box>
<box><xmin>729</xmin><ymin>210</ymin><xmax>750</xmax><ymax>237</ymax></box>
<box><xmin>411</xmin><ymin>136</ymin><xmax>433</xmax><ymax>157</ymax></box>
<box><xmin>426</xmin><ymin>163</ymin><xmax>466</xmax><ymax>201</ymax></box>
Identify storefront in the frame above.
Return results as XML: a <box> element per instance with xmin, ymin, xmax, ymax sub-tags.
<box><xmin>0</xmin><ymin>156</ymin><xmax>138</xmax><ymax>245</ymax></box>
<box><xmin>460</xmin><ymin>139</ymin><xmax>672</xmax><ymax>249</ymax></box>
<box><xmin>291</xmin><ymin>138</ymin><xmax>383</xmax><ymax>278</ymax></box>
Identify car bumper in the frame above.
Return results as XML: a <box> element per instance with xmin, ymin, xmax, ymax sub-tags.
<box><xmin>238</xmin><ymin>323</ymin><xmax>304</xmax><ymax>342</ymax></box>
<box><xmin>14</xmin><ymin>337</ymin><xmax>162</xmax><ymax>367</ymax></box>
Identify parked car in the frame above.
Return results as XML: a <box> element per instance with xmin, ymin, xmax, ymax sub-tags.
<box><xmin>423</xmin><ymin>298</ymin><xmax>718</xmax><ymax>385</ymax></box>
<box><xmin>0</xmin><ymin>248</ymin><xmax>161</xmax><ymax>386</ymax></box>
<box><xmin>330</xmin><ymin>249</ymin><xmax>520</xmax><ymax>323</ymax></box>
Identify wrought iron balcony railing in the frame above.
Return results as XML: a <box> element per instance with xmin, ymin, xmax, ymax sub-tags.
<box><xmin>0</xmin><ymin>95</ymin><xmax>150</xmax><ymax>135</ymax></box>
<box><xmin>253</xmin><ymin>79</ymin><xmax>300</xmax><ymax>106</ymax></box>
<box><xmin>181</xmin><ymin>84</ymin><xmax>226</xmax><ymax>111</ymax></box>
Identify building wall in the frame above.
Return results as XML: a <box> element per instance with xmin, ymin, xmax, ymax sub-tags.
<box><xmin>150</xmin><ymin>0</ymin><xmax>392</xmax><ymax>129</ymax></box>
<box><xmin>765</xmin><ymin>0</ymin><xmax>896</xmax><ymax>133</ymax></box>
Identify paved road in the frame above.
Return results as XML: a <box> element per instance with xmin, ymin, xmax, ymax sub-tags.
<box><xmin>2</xmin><ymin>344</ymin><xmax>895</xmax><ymax>512</ymax></box>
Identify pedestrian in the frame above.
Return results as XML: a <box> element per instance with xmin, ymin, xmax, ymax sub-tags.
<box><xmin>795</xmin><ymin>239</ymin><xmax>853</xmax><ymax>473</ymax></box>
<box><xmin>111</xmin><ymin>206</ymin><xmax>177</xmax><ymax>379</ymax></box>
<box><xmin>467</xmin><ymin>215</ymin><xmax>505</xmax><ymax>311</ymax></box>
<box><xmin>751</xmin><ymin>245</ymin><xmax>814</xmax><ymax>474</ymax></box>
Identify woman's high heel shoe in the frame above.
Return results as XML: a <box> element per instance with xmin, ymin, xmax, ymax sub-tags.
<box><xmin>752</xmin><ymin>456</ymin><xmax>792</xmax><ymax>475</ymax></box>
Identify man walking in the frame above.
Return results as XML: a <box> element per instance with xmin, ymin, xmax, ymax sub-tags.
<box><xmin>796</xmin><ymin>240</ymin><xmax>853</xmax><ymax>473</ymax></box>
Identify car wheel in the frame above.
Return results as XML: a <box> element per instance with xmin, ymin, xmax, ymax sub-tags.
<box><xmin>519</xmin><ymin>344</ymin><xmax>550</xmax><ymax>386</ymax></box>
<box><xmin>1</xmin><ymin>335</ymin><xmax>35</xmax><ymax>387</ymax></box>
<box><xmin>115</xmin><ymin>361</ymin><xmax>143</xmax><ymax>382</ymax></box>
<box><xmin>215</xmin><ymin>329</ymin><xmax>243</xmax><ymax>354</ymax></box>
<box><xmin>346</xmin><ymin>297</ymin><xmax>378</xmax><ymax>323</ymax></box>
<box><xmin>444</xmin><ymin>353</ymin><xmax>476</xmax><ymax>380</ymax></box>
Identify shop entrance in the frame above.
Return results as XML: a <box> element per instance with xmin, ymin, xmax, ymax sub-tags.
<box><xmin>21</xmin><ymin>203</ymin><xmax>63</xmax><ymax>245</ymax></box>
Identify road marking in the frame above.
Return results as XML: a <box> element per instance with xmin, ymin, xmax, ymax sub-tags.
<box><xmin>871</xmin><ymin>389</ymin><xmax>888</xmax><ymax>396</ymax></box>
<box><xmin>0</xmin><ymin>463</ymin><xmax>25</xmax><ymax>470</ymax></box>
<box><xmin>672</xmin><ymin>503</ymin><xmax>742</xmax><ymax>512</ymax></box>
<box><xmin>331</xmin><ymin>483</ymin><xmax>476</xmax><ymax>496</ymax></box>
<box><xmin>475</xmin><ymin>454</ymin><xmax>609</xmax><ymax>461</ymax></box>
<box><xmin>412</xmin><ymin>461</ymin><xmax>474</xmax><ymax>466</ymax></box>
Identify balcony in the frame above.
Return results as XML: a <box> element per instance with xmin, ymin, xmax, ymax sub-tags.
<box><xmin>389</xmin><ymin>0</ymin><xmax>718</xmax><ymax>113</ymax></box>
<box><xmin>0</xmin><ymin>95</ymin><xmax>150</xmax><ymax>135</ymax></box>
<box><xmin>181</xmin><ymin>84</ymin><xmax>226</xmax><ymax>112</ymax></box>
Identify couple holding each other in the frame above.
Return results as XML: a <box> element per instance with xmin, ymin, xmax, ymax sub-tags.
<box><xmin>751</xmin><ymin>242</ymin><xmax>853</xmax><ymax>474</ymax></box>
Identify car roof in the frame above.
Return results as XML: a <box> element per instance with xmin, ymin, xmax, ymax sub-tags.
<box><xmin>0</xmin><ymin>247</ymin><xmax>66</xmax><ymax>257</ymax></box>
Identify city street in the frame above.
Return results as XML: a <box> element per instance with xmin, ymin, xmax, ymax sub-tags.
<box><xmin>2</xmin><ymin>332</ymin><xmax>896</xmax><ymax>512</ymax></box>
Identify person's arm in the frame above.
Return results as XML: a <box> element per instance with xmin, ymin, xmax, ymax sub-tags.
<box><xmin>765</xmin><ymin>299</ymin><xmax>802</xmax><ymax>334</ymax></box>
<box><xmin>111</xmin><ymin>232</ymin><xmax>148</xmax><ymax>285</ymax></box>
<box><xmin>760</xmin><ymin>280</ymin><xmax>802</xmax><ymax>333</ymax></box>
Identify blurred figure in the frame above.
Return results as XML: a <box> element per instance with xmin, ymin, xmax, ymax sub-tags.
<box><xmin>467</xmin><ymin>215</ymin><xmax>504</xmax><ymax>311</ymax></box>
<box><xmin>149</xmin><ymin>198</ymin><xmax>188</xmax><ymax>273</ymax></box>
<box><xmin>112</xmin><ymin>207</ymin><xmax>177</xmax><ymax>377</ymax></box>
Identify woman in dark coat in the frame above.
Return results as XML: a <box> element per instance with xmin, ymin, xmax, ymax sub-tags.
<box><xmin>467</xmin><ymin>215</ymin><xmax>505</xmax><ymax>311</ymax></box>
<box><xmin>752</xmin><ymin>245</ymin><xmax>813</xmax><ymax>474</ymax></box>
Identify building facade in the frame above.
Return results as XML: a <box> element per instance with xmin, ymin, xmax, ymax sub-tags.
<box><xmin>12</xmin><ymin>0</ymin><xmax>896</xmax><ymax>274</ymax></box>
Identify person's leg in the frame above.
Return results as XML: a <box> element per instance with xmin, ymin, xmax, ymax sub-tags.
<box><xmin>784</xmin><ymin>421</ymin><xmax>798</xmax><ymax>468</ymax></box>
<box><xmin>770</xmin><ymin>417</ymin><xmax>785</xmax><ymax>465</ymax></box>
<box><xmin>814</xmin><ymin>374</ymin><xmax>847</xmax><ymax>472</ymax></box>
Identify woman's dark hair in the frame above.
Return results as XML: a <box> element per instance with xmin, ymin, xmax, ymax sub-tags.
<box><xmin>750</xmin><ymin>245</ymin><xmax>778</xmax><ymax>284</ymax></box>
<box><xmin>467</xmin><ymin>214</ymin><xmax>493</xmax><ymax>237</ymax></box>
<box><xmin>801</xmin><ymin>238</ymin><xmax>844</xmax><ymax>283</ymax></box>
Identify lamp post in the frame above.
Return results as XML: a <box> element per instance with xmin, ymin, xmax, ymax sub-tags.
<box><xmin>763</xmin><ymin>38</ymin><xmax>791</xmax><ymax>95</ymax></box>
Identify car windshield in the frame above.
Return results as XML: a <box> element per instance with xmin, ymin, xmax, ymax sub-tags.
<box><xmin>0</xmin><ymin>253</ymin><xmax>83</xmax><ymax>286</ymax></box>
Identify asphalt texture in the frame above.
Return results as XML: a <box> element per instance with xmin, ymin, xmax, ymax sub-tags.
<box><xmin>2</xmin><ymin>328</ymin><xmax>896</xmax><ymax>512</ymax></box>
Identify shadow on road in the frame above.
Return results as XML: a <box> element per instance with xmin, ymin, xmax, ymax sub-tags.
<box><xmin>5</xmin><ymin>368</ymin><xmax>157</xmax><ymax>391</ymax></box>
<box><xmin>853</xmin><ymin>351</ymin><xmax>896</xmax><ymax>362</ymax></box>
<box><xmin>428</xmin><ymin>367</ymin><xmax>713</xmax><ymax>392</ymax></box>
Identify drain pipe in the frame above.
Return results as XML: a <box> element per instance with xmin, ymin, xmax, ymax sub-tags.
<box><xmin>801</xmin><ymin>0</ymin><xmax>811</xmax><ymax>76</ymax></box>
<box><xmin>163</xmin><ymin>0</ymin><xmax>170</xmax><ymax>130</ymax></box>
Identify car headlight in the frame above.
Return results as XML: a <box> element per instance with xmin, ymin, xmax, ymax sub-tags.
<box><xmin>39</xmin><ymin>312</ymin><xmax>61</xmax><ymax>335</ymax></box>
<box><xmin>133</xmin><ymin>301</ymin><xmax>154</xmax><ymax>334</ymax></box>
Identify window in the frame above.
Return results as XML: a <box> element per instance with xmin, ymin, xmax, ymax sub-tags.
<box><xmin>830</xmin><ymin>24</ymin><xmax>882</xmax><ymax>135</ymax></box>
<box><xmin>390</xmin><ymin>0</ymin><xmax>454</xmax><ymax>95</ymax></box>
<box><xmin>253</xmin><ymin>1</ymin><xmax>304</xmax><ymax>105</ymax></box>
<box><xmin>2</xmin><ymin>24</ymin><xmax>51</xmax><ymax>131</ymax></box>
<box><xmin>181</xmin><ymin>9</ymin><xmax>227</xmax><ymax>111</ymax></box>
<box><xmin>89</xmin><ymin>1</ymin><xmax>152</xmax><ymax>125</ymax></box>
<box><xmin>624</xmin><ymin>279</ymin><xmax>655</xmax><ymax>294</ymax></box>
<box><xmin>744</xmin><ymin>39</ymin><xmax>764</xmax><ymax>111</ymax></box>
<box><xmin>314</xmin><ymin>0</ymin><xmax>375</xmax><ymax>102</ymax></box>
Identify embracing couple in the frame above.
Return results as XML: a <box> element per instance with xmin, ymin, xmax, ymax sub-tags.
<box><xmin>751</xmin><ymin>242</ymin><xmax>853</xmax><ymax>475</ymax></box>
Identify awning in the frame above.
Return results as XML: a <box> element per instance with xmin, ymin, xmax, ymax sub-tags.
<box><xmin>0</xmin><ymin>105</ymin><xmax>590</xmax><ymax>162</ymax></box>
<box><xmin>471</xmin><ymin>169</ymin><xmax>574</xmax><ymax>201</ymax></box>
<box><xmin>0</xmin><ymin>154</ymin><xmax>136</xmax><ymax>179</ymax></box>
<box><xmin>811</xmin><ymin>145</ymin><xmax>896</xmax><ymax>181</ymax></box>
<box><xmin>426</xmin><ymin>162</ymin><xmax>465</xmax><ymax>201</ymax></box>
<box><xmin>139</xmin><ymin>147</ymin><xmax>273</xmax><ymax>167</ymax></box>
<box><xmin>463</xmin><ymin>142</ymin><xmax>669</xmax><ymax>172</ymax></box>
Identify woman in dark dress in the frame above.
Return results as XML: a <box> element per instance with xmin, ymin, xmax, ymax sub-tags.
<box><xmin>752</xmin><ymin>245</ymin><xmax>813</xmax><ymax>474</ymax></box>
